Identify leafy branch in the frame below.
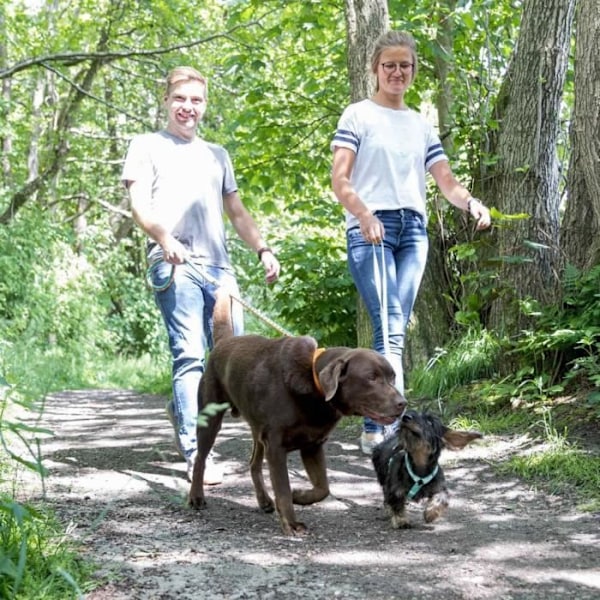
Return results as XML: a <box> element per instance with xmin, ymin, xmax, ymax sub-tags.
<box><xmin>0</xmin><ymin>21</ymin><xmax>263</xmax><ymax>79</ymax></box>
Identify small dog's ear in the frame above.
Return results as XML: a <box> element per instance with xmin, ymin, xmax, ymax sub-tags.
<box><xmin>442</xmin><ymin>429</ymin><xmax>483</xmax><ymax>450</ymax></box>
<box><xmin>318</xmin><ymin>357</ymin><xmax>347</xmax><ymax>401</ymax></box>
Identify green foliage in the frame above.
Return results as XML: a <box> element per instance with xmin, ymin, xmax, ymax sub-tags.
<box><xmin>229</xmin><ymin>204</ymin><xmax>357</xmax><ymax>347</ymax></box>
<box><xmin>0</xmin><ymin>496</ymin><xmax>93</xmax><ymax>599</ymax></box>
<box><xmin>498</xmin><ymin>411</ymin><xmax>600</xmax><ymax>511</ymax></box>
<box><xmin>0</xmin><ymin>211</ymin><xmax>112</xmax><ymax>355</ymax></box>
<box><xmin>409</xmin><ymin>328</ymin><xmax>501</xmax><ymax>399</ymax></box>
<box><xmin>507</xmin><ymin>264</ymin><xmax>600</xmax><ymax>396</ymax></box>
<box><xmin>412</xmin><ymin>263</ymin><xmax>600</xmax><ymax>418</ymax></box>
<box><xmin>0</xmin><ymin>380</ymin><xmax>94</xmax><ymax>600</ymax></box>
<box><xmin>99</xmin><ymin>236</ymin><xmax>167</xmax><ymax>357</ymax></box>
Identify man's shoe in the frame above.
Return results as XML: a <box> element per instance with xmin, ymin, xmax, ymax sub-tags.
<box><xmin>186</xmin><ymin>451</ymin><xmax>223</xmax><ymax>486</ymax></box>
<box><xmin>360</xmin><ymin>431</ymin><xmax>384</xmax><ymax>455</ymax></box>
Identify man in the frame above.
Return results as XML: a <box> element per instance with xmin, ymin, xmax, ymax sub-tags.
<box><xmin>122</xmin><ymin>66</ymin><xmax>280</xmax><ymax>482</ymax></box>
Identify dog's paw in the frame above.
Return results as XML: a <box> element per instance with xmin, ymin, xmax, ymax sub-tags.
<box><xmin>390</xmin><ymin>513</ymin><xmax>411</xmax><ymax>529</ymax></box>
<box><xmin>423</xmin><ymin>493</ymin><xmax>448</xmax><ymax>523</ymax></box>
<box><xmin>258</xmin><ymin>498</ymin><xmax>275</xmax><ymax>513</ymax></box>
<box><xmin>281</xmin><ymin>520</ymin><xmax>309</xmax><ymax>536</ymax></box>
<box><xmin>423</xmin><ymin>505</ymin><xmax>446</xmax><ymax>523</ymax></box>
<box><xmin>188</xmin><ymin>495</ymin><xmax>207</xmax><ymax>510</ymax></box>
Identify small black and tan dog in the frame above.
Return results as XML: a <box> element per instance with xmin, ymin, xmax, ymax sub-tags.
<box><xmin>372</xmin><ymin>409</ymin><xmax>482</xmax><ymax>529</ymax></box>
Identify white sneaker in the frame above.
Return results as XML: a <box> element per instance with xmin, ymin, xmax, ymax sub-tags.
<box><xmin>360</xmin><ymin>431</ymin><xmax>384</xmax><ymax>455</ymax></box>
<box><xmin>187</xmin><ymin>451</ymin><xmax>223</xmax><ymax>486</ymax></box>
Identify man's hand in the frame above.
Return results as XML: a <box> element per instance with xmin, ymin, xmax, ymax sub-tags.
<box><xmin>260</xmin><ymin>250</ymin><xmax>280</xmax><ymax>284</ymax></box>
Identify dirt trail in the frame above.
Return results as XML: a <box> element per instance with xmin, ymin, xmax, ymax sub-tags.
<box><xmin>15</xmin><ymin>389</ymin><xmax>600</xmax><ymax>599</ymax></box>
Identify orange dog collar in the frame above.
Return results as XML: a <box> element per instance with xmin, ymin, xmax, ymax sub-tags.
<box><xmin>311</xmin><ymin>347</ymin><xmax>326</xmax><ymax>397</ymax></box>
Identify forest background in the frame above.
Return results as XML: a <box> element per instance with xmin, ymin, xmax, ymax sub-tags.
<box><xmin>0</xmin><ymin>0</ymin><xmax>599</xmax><ymax>596</ymax></box>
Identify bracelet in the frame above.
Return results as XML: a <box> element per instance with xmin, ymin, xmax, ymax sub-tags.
<box><xmin>467</xmin><ymin>197</ymin><xmax>478</xmax><ymax>213</ymax></box>
<box><xmin>257</xmin><ymin>247</ymin><xmax>273</xmax><ymax>261</ymax></box>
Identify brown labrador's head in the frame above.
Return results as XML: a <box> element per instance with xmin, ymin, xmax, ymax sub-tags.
<box><xmin>318</xmin><ymin>349</ymin><xmax>406</xmax><ymax>423</ymax></box>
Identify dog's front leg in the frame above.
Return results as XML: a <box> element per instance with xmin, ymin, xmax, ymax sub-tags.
<box><xmin>266</xmin><ymin>448</ymin><xmax>307</xmax><ymax>536</ymax></box>
<box><xmin>385</xmin><ymin>490</ymin><xmax>411</xmax><ymax>529</ymax></box>
<box><xmin>293</xmin><ymin>444</ymin><xmax>330</xmax><ymax>505</ymax></box>
<box><xmin>249</xmin><ymin>438</ymin><xmax>274</xmax><ymax>513</ymax></box>
<box><xmin>423</xmin><ymin>489</ymin><xmax>449</xmax><ymax>524</ymax></box>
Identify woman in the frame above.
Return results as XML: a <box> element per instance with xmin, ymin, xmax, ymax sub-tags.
<box><xmin>331</xmin><ymin>31</ymin><xmax>491</xmax><ymax>454</ymax></box>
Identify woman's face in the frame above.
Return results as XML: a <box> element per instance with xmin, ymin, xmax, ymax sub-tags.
<box><xmin>376</xmin><ymin>45</ymin><xmax>415</xmax><ymax>97</ymax></box>
<box><xmin>164</xmin><ymin>79</ymin><xmax>207</xmax><ymax>141</ymax></box>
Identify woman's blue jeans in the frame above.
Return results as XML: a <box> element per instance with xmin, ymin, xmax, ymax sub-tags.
<box><xmin>346</xmin><ymin>209</ymin><xmax>428</xmax><ymax>434</ymax></box>
<box><xmin>149</xmin><ymin>260</ymin><xmax>243</xmax><ymax>459</ymax></box>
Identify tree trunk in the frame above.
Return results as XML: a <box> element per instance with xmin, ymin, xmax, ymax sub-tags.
<box><xmin>484</xmin><ymin>0</ymin><xmax>576</xmax><ymax>333</ymax></box>
<box><xmin>561</xmin><ymin>0</ymin><xmax>600</xmax><ymax>272</ymax></box>
<box><xmin>407</xmin><ymin>0</ymin><xmax>462</xmax><ymax>372</ymax></box>
<box><xmin>344</xmin><ymin>0</ymin><xmax>388</xmax><ymax>103</ymax></box>
<box><xmin>343</xmin><ymin>0</ymin><xmax>389</xmax><ymax>347</ymax></box>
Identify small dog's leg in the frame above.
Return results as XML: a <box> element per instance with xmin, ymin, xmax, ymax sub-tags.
<box><xmin>423</xmin><ymin>490</ymin><xmax>449</xmax><ymax>523</ymax></box>
<box><xmin>293</xmin><ymin>445</ymin><xmax>330</xmax><ymax>505</ymax></box>
<box><xmin>386</xmin><ymin>502</ymin><xmax>411</xmax><ymax>529</ymax></box>
<box><xmin>249</xmin><ymin>438</ymin><xmax>274</xmax><ymax>513</ymax></box>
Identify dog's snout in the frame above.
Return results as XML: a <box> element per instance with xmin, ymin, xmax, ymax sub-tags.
<box><xmin>396</xmin><ymin>392</ymin><xmax>407</xmax><ymax>409</ymax></box>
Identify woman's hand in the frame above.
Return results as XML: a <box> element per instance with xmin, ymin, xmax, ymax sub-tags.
<box><xmin>358</xmin><ymin>212</ymin><xmax>385</xmax><ymax>244</ymax></box>
<box><xmin>468</xmin><ymin>198</ymin><xmax>492</xmax><ymax>230</ymax></box>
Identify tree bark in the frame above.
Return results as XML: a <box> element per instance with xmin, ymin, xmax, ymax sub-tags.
<box><xmin>343</xmin><ymin>0</ymin><xmax>389</xmax><ymax>347</ymax></box>
<box><xmin>484</xmin><ymin>0</ymin><xmax>576</xmax><ymax>333</ymax></box>
<box><xmin>344</xmin><ymin>0</ymin><xmax>388</xmax><ymax>103</ymax></box>
<box><xmin>561</xmin><ymin>0</ymin><xmax>600</xmax><ymax>272</ymax></box>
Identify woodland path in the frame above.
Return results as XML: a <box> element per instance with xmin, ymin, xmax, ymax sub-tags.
<box><xmin>16</xmin><ymin>389</ymin><xmax>600</xmax><ymax>599</ymax></box>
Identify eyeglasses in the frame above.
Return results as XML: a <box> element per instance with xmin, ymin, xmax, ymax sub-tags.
<box><xmin>380</xmin><ymin>61</ymin><xmax>414</xmax><ymax>74</ymax></box>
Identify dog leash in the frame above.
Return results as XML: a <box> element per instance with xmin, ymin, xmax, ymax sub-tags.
<box><xmin>372</xmin><ymin>241</ymin><xmax>391</xmax><ymax>357</ymax></box>
<box><xmin>146</xmin><ymin>258</ymin><xmax>295</xmax><ymax>338</ymax></box>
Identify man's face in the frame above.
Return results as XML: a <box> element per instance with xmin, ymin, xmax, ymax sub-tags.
<box><xmin>164</xmin><ymin>79</ymin><xmax>207</xmax><ymax>140</ymax></box>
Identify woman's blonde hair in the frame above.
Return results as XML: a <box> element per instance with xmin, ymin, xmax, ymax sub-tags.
<box><xmin>370</xmin><ymin>30</ymin><xmax>418</xmax><ymax>87</ymax></box>
<box><xmin>164</xmin><ymin>66</ymin><xmax>207</xmax><ymax>98</ymax></box>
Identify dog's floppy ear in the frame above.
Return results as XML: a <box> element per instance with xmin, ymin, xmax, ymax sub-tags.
<box><xmin>317</xmin><ymin>357</ymin><xmax>347</xmax><ymax>401</ymax></box>
<box><xmin>442</xmin><ymin>429</ymin><xmax>483</xmax><ymax>450</ymax></box>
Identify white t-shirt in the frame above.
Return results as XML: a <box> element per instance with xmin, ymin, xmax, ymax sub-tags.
<box><xmin>121</xmin><ymin>130</ymin><xmax>237</xmax><ymax>268</ymax></box>
<box><xmin>331</xmin><ymin>99</ymin><xmax>447</xmax><ymax>229</ymax></box>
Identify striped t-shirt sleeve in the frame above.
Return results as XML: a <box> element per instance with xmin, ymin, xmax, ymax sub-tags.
<box><xmin>424</xmin><ymin>125</ymin><xmax>447</xmax><ymax>169</ymax></box>
<box><xmin>425</xmin><ymin>142</ymin><xmax>445</xmax><ymax>167</ymax></box>
<box><xmin>332</xmin><ymin>128</ymin><xmax>359</xmax><ymax>153</ymax></box>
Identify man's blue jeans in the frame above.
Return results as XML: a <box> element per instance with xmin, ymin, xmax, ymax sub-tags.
<box><xmin>346</xmin><ymin>209</ymin><xmax>428</xmax><ymax>434</ymax></box>
<box><xmin>149</xmin><ymin>259</ymin><xmax>243</xmax><ymax>459</ymax></box>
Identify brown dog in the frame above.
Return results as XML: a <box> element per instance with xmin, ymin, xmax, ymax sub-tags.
<box><xmin>188</xmin><ymin>292</ymin><xmax>406</xmax><ymax>536</ymax></box>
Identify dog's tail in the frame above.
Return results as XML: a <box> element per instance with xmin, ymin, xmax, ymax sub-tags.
<box><xmin>212</xmin><ymin>287</ymin><xmax>235</xmax><ymax>345</ymax></box>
